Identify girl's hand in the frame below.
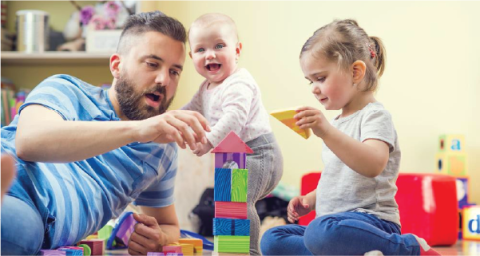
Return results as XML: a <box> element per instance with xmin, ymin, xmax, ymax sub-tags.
<box><xmin>295</xmin><ymin>106</ymin><xmax>331</xmax><ymax>138</ymax></box>
<box><xmin>287</xmin><ymin>196</ymin><xmax>312</xmax><ymax>223</ymax></box>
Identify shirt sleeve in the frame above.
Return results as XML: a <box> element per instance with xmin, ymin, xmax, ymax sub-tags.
<box><xmin>133</xmin><ymin>144</ymin><xmax>178</xmax><ymax>207</ymax></box>
<box><xmin>206</xmin><ymin>81</ymin><xmax>254</xmax><ymax>147</ymax></box>
<box><xmin>360</xmin><ymin>109</ymin><xmax>396</xmax><ymax>152</ymax></box>
<box><xmin>18</xmin><ymin>76</ymin><xmax>86</xmax><ymax>121</ymax></box>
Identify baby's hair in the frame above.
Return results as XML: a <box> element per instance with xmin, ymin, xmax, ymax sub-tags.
<box><xmin>188</xmin><ymin>13</ymin><xmax>239</xmax><ymax>44</ymax></box>
<box><xmin>300</xmin><ymin>19</ymin><xmax>386</xmax><ymax>92</ymax></box>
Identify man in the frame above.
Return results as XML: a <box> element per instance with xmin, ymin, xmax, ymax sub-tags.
<box><xmin>1</xmin><ymin>11</ymin><xmax>209</xmax><ymax>255</ymax></box>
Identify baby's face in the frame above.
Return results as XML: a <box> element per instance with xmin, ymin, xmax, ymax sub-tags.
<box><xmin>189</xmin><ymin>23</ymin><xmax>240</xmax><ymax>87</ymax></box>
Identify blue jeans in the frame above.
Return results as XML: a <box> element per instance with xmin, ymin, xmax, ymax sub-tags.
<box><xmin>1</xmin><ymin>195</ymin><xmax>45</xmax><ymax>255</ymax></box>
<box><xmin>261</xmin><ymin>212</ymin><xmax>421</xmax><ymax>255</ymax></box>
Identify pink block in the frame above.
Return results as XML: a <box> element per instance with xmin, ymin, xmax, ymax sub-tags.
<box><xmin>215</xmin><ymin>201</ymin><xmax>248</xmax><ymax>219</ymax></box>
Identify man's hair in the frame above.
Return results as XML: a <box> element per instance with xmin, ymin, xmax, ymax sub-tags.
<box><xmin>117</xmin><ymin>11</ymin><xmax>186</xmax><ymax>54</ymax></box>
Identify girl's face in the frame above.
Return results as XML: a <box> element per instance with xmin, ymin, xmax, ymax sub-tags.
<box><xmin>300</xmin><ymin>53</ymin><xmax>357</xmax><ymax>111</ymax></box>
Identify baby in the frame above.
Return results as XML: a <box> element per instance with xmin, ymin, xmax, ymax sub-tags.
<box><xmin>182</xmin><ymin>13</ymin><xmax>284</xmax><ymax>255</ymax></box>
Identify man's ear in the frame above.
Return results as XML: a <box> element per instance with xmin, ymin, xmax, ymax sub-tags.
<box><xmin>110</xmin><ymin>53</ymin><xmax>121</xmax><ymax>79</ymax></box>
<box><xmin>352</xmin><ymin>60</ymin><xmax>366</xmax><ymax>85</ymax></box>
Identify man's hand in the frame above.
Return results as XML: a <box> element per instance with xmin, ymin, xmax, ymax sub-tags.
<box><xmin>192</xmin><ymin>140</ymin><xmax>213</xmax><ymax>157</ymax></box>
<box><xmin>294</xmin><ymin>106</ymin><xmax>332</xmax><ymax>138</ymax></box>
<box><xmin>135</xmin><ymin>110</ymin><xmax>211</xmax><ymax>150</ymax></box>
<box><xmin>287</xmin><ymin>196</ymin><xmax>312</xmax><ymax>223</ymax></box>
<box><xmin>128</xmin><ymin>213</ymin><xmax>168</xmax><ymax>255</ymax></box>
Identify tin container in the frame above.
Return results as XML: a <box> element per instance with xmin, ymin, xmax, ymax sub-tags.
<box><xmin>16</xmin><ymin>10</ymin><xmax>49</xmax><ymax>52</ymax></box>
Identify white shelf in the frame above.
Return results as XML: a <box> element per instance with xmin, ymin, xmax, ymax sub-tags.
<box><xmin>1</xmin><ymin>51</ymin><xmax>113</xmax><ymax>65</ymax></box>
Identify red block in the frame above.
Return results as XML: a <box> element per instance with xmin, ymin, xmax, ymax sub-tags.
<box><xmin>299</xmin><ymin>172</ymin><xmax>458</xmax><ymax>246</ymax></box>
<box><xmin>215</xmin><ymin>201</ymin><xmax>247</xmax><ymax>219</ymax></box>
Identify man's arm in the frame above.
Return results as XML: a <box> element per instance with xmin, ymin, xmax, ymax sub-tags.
<box><xmin>128</xmin><ymin>205</ymin><xmax>180</xmax><ymax>255</ymax></box>
<box><xmin>16</xmin><ymin>105</ymin><xmax>210</xmax><ymax>162</ymax></box>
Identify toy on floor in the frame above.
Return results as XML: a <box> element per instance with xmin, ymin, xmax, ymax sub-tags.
<box><xmin>462</xmin><ymin>205</ymin><xmax>480</xmax><ymax>241</ymax></box>
<box><xmin>212</xmin><ymin>131</ymin><xmax>251</xmax><ymax>254</ymax></box>
<box><xmin>270</xmin><ymin>109</ymin><xmax>311</xmax><ymax>139</ymax></box>
<box><xmin>435</xmin><ymin>134</ymin><xmax>478</xmax><ymax>239</ymax></box>
<box><xmin>106</xmin><ymin>211</ymin><xmax>136</xmax><ymax>250</ymax></box>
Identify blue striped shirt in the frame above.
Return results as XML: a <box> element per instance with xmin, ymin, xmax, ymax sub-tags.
<box><xmin>1</xmin><ymin>74</ymin><xmax>178</xmax><ymax>248</ymax></box>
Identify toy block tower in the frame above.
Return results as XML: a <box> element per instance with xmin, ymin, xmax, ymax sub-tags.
<box><xmin>435</xmin><ymin>134</ymin><xmax>467</xmax><ymax>176</ymax></box>
<box><xmin>212</xmin><ymin>131</ymin><xmax>252</xmax><ymax>254</ymax></box>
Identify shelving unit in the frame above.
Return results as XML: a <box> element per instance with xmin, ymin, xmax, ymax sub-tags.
<box><xmin>1</xmin><ymin>51</ymin><xmax>112</xmax><ymax>65</ymax></box>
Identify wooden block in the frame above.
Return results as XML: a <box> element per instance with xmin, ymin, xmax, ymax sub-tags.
<box><xmin>215</xmin><ymin>152</ymin><xmax>246</xmax><ymax>169</ymax></box>
<box><xmin>436</xmin><ymin>152</ymin><xmax>467</xmax><ymax>176</ymax></box>
<box><xmin>214</xmin><ymin>218</ymin><xmax>233</xmax><ymax>236</ymax></box>
<box><xmin>462</xmin><ymin>206</ymin><xmax>480</xmax><ymax>241</ymax></box>
<box><xmin>231</xmin><ymin>169</ymin><xmax>248</xmax><ymax>202</ymax></box>
<box><xmin>439</xmin><ymin>134</ymin><xmax>465</xmax><ymax>153</ymax></box>
<box><xmin>234</xmin><ymin>219</ymin><xmax>250</xmax><ymax>236</ymax></box>
<box><xmin>163</xmin><ymin>245</ymin><xmax>183</xmax><ymax>253</ymax></box>
<box><xmin>179</xmin><ymin>243</ymin><xmax>194</xmax><ymax>256</ymax></box>
<box><xmin>214</xmin><ymin>235</ymin><xmax>250</xmax><ymax>253</ymax></box>
<box><xmin>215</xmin><ymin>168</ymin><xmax>232</xmax><ymax>202</ymax></box>
<box><xmin>178</xmin><ymin>238</ymin><xmax>203</xmax><ymax>254</ymax></box>
<box><xmin>215</xmin><ymin>202</ymin><xmax>248</xmax><ymax>219</ymax></box>
<box><xmin>270</xmin><ymin>109</ymin><xmax>311</xmax><ymax>139</ymax></box>
<box><xmin>40</xmin><ymin>250</ymin><xmax>66</xmax><ymax>256</ymax></box>
<box><xmin>78</xmin><ymin>239</ymin><xmax>105</xmax><ymax>256</ymax></box>
<box><xmin>211</xmin><ymin>252</ymin><xmax>249</xmax><ymax>256</ymax></box>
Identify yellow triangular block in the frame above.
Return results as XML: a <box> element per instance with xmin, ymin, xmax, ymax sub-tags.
<box><xmin>270</xmin><ymin>109</ymin><xmax>311</xmax><ymax>139</ymax></box>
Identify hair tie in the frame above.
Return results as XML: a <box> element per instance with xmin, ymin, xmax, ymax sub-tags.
<box><xmin>369</xmin><ymin>48</ymin><xmax>376</xmax><ymax>58</ymax></box>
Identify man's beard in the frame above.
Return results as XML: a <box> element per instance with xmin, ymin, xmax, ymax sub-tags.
<box><xmin>115</xmin><ymin>74</ymin><xmax>174</xmax><ymax>120</ymax></box>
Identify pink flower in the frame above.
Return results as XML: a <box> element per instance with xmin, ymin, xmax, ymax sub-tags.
<box><xmin>89</xmin><ymin>15</ymin><xmax>106</xmax><ymax>30</ymax></box>
<box><xmin>104</xmin><ymin>1</ymin><xmax>121</xmax><ymax>19</ymax></box>
<box><xmin>80</xmin><ymin>5</ymin><xmax>95</xmax><ymax>25</ymax></box>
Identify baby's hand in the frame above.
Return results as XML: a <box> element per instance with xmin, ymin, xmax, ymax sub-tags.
<box><xmin>294</xmin><ymin>106</ymin><xmax>331</xmax><ymax>138</ymax></box>
<box><xmin>287</xmin><ymin>196</ymin><xmax>312</xmax><ymax>223</ymax></box>
<box><xmin>192</xmin><ymin>140</ymin><xmax>213</xmax><ymax>157</ymax></box>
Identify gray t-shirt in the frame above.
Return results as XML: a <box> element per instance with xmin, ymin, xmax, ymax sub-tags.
<box><xmin>315</xmin><ymin>102</ymin><xmax>401</xmax><ymax>226</ymax></box>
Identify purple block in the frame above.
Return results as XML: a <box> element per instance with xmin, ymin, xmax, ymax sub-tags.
<box><xmin>147</xmin><ymin>252</ymin><xmax>164</xmax><ymax>256</ymax></box>
<box><xmin>40</xmin><ymin>250</ymin><xmax>66</xmax><ymax>256</ymax></box>
<box><xmin>215</xmin><ymin>152</ymin><xmax>246</xmax><ymax>169</ymax></box>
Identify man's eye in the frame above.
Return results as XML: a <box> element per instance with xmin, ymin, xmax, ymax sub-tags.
<box><xmin>147</xmin><ymin>62</ymin><xmax>158</xmax><ymax>68</ymax></box>
<box><xmin>215</xmin><ymin>44</ymin><xmax>224</xmax><ymax>49</ymax></box>
<box><xmin>170</xmin><ymin>70</ymin><xmax>180</xmax><ymax>76</ymax></box>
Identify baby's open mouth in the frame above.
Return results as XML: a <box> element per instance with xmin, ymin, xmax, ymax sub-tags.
<box><xmin>206</xmin><ymin>63</ymin><xmax>221</xmax><ymax>71</ymax></box>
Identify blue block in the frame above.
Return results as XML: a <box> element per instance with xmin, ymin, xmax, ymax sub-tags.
<box><xmin>213</xmin><ymin>218</ymin><xmax>233</xmax><ymax>236</ymax></box>
<box><xmin>234</xmin><ymin>219</ymin><xmax>250</xmax><ymax>236</ymax></box>
<box><xmin>214</xmin><ymin>168</ymin><xmax>231</xmax><ymax>202</ymax></box>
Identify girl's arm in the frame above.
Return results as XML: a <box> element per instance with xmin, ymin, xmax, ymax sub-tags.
<box><xmin>295</xmin><ymin>107</ymin><xmax>389</xmax><ymax>178</ymax></box>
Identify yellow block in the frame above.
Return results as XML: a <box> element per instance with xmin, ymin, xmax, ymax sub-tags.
<box><xmin>462</xmin><ymin>206</ymin><xmax>480</xmax><ymax>241</ymax></box>
<box><xmin>178</xmin><ymin>238</ymin><xmax>203</xmax><ymax>254</ymax></box>
<box><xmin>179</xmin><ymin>243</ymin><xmax>194</xmax><ymax>256</ymax></box>
<box><xmin>270</xmin><ymin>109</ymin><xmax>311</xmax><ymax>139</ymax></box>
<box><xmin>439</xmin><ymin>134</ymin><xmax>465</xmax><ymax>153</ymax></box>
<box><xmin>435</xmin><ymin>152</ymin><xmax>467</xmax><ymax>176</ymax></box>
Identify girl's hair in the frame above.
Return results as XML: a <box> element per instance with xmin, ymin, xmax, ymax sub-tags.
<box><xmin>300</xmin><ymin>19</ymin><xmax>386</xmax><ymax>92</ymax></box>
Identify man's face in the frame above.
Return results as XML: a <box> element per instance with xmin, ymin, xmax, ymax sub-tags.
<box><xmin>115</xmin><ymin>31</ymin><xmax>186</xmax><ymax>120</ymax></box>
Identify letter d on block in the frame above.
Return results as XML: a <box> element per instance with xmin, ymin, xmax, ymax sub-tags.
<box><xmin>468</xmin><ymin>215</ymin><xmax>480</xmax><ymax>234</ymax></box>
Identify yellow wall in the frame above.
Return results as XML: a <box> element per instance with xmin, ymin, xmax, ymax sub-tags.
<box><xmin>148</xmin><ymin>1</ymin><xmax>480</xmax><ymax>203</ymax></box>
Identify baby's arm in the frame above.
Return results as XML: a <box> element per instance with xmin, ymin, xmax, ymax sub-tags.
<box><xmin>206</xmin><ymin>82</ymin><xmax>254</xmax><ymax>147</ymax></box>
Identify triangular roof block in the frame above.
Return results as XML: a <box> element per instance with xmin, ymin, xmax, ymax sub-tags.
<box><xmin>270</xmin><ymin>109</ymin><xmax>311</xmax><ymax>139</ymax></box>
<box><xmin>212</xmin><ymin>131</ymin><xmax>254</xmax><ymax>154</ymax></box>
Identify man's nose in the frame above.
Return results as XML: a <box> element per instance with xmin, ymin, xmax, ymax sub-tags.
<box><xmin>155</xmin><ymin>69</ymin><xmax>170</xmax><ymax>86</ymax></box>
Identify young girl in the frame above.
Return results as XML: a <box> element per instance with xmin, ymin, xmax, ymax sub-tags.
<box><xmin>182</xmin><ymin>13</ymin><xmax>283</xmax><ymax>255</ymax></box>
<box><xmin>260</xmin><ymin>19</ymin><xmax>440</xmax><ymax>256</ymax></box>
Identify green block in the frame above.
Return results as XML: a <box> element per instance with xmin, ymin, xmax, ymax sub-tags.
<box><xmin>77</xmin><ymin>244</ymin><xmax>91</xmax><ymax>256</ymax></box>
<box><xmin>214</xmin><ymin>235</ymin><xmax>250</xmax><ymax>253</ymax></box>
<box><xmin>231</xmin><ymin>169</ymin><xmax>248</xmax><ymax>202</ymax></box>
